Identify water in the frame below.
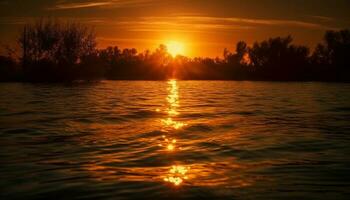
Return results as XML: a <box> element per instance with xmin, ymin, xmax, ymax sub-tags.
<box><xmin>0</xmin><ymin>81</ymin><xmax>350</xmax><ymax>200</ymax></box>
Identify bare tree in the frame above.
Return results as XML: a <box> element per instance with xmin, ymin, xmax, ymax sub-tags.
<box><xmin>18</xmin><ymin>18</ymin><xmax>97</xmax><ymax>81</ymax></box>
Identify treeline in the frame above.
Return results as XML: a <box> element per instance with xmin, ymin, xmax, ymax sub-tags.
<box><xmin>0</xmin><ymin>19</ymin><xmax>349</xmax><ymax>82</ymax></box>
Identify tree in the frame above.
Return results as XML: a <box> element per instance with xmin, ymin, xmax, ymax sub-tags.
<box><xmin>18</xmin><ymin>18</ymin><xmax>97</xmax><ymax>82</ymax></box>
<box><xmin>311</xmin><ymin>29</ymin><xmax>350</xmax><ymax>81</ymax></box>
<box><xmin>248</xmin><ymin>36</ymin><xmax>310</xmax><ymax>80</ymax></box>
<box><xmin>236</xmin><ymin>41</ymin><xmax>248</xmax><ymax>62</ymax></box>
<box><xmin>0</xmin><ymin>55</ymin><xmax>19</xmax><ymax>81</ymax></box>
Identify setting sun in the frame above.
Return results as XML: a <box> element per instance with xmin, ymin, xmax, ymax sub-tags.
<box><xmin>166</xmin><ymin>41</ymin><xmax>185</xmax><ymax>57</ymax></box>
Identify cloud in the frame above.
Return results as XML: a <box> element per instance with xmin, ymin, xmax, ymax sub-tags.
<box><xmin>97</xmin><ymin>37</ymin><xmax>163</xmax><ymax>45</ymax></box>
<box><xmin>49</xmin><ymin>0</ymin><xmax>155</xmax><ymax>10</ymax></box>
<box><xmin>174</xmin><ymin>16</ymin><xmax>330</xmax><ymax>30</ymax></box>
<box><xmin>110</xmin><ymin>19</ymin><xmax>253</xmax><ymax>33</ymax></box>
<box><xmin>97</xmin><ymin>36</ymin><xmax>229</xmax><ymax>47</ymax></box>
<box><xmin>52</xmin><ymin>1</ymin><xmax>113</xmax><ymax>9</ymax></box>
<box><xmin>0</xmin><ymin>14</ymin><xmax>335</xmax><ymax>33</ymax></box>
<box><xmin>309</xmin><ymin>15</ymin><xmax>333</xmax><ymax>22</ymax></box>
<box><xmin>95</xmin><ymin>15</ymin><xmax>333</xmax><ymax>32</ymax></box>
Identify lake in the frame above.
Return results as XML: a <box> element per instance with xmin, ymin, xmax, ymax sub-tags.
<box><xmin>0</xmin><ymin>81</ymin><xmax>350</xmax><ymax>200</ymax></box>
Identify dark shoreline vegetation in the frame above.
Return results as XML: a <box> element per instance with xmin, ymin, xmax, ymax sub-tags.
<box><xmin>0</xmin><ymin>19</ymin><xmax>349</xmax><ymax>82</ymax></box>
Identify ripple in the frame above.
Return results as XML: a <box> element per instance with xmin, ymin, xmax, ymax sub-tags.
<box><xmin>0</xmin><ymin>81</ymin><xmax>349</xmax><ymax>200</ymax></box>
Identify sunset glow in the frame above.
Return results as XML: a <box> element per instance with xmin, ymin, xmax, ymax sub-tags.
<box><xmin>1</xmin><ymin>1</ymin><xmax>349</xmax><ymax>57</ymax></box>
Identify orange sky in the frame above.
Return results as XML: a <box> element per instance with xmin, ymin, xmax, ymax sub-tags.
<box><xmin>0</xmin><ymin>0</ymin><xmax>350</xmax><ymax>57</ymax></box>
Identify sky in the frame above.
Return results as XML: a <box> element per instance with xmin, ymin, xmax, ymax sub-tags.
<box><xmin>0</xmin><ymin>0</ymin><xmax>349</xmax><ymax>57</ymax></box>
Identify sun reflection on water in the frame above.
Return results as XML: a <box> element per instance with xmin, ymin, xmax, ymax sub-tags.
<box><xmin>158</xmin><ymin>135</ymin><xmax>179</xmax><ymax>152</ymax></box>
<box><xmin>163</xmin><ymin>165</ymin><xmax>190</xmax><ymax>186</ymax></box>
<box><xmin>161</xmin><ymin>118</ymin><xmax>186</xmax><ymax>130</ymax></box>
<box><xmin>161</xmin><ymin>80</ymin><xmax>187</xmax><ymax>130</ymax></box>
<box><xmin>73</xmin><ymin>80</ymin><xmax>259</xmax><ymax>190</ymax></box>
<box><xmin>159</xmin><ymin>80</ymin><xmax>191</xmax><ymax>186</ymax></box>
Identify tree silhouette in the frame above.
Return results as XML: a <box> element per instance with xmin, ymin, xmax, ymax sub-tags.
<box><xmin>311</xmin><ymin>30</ymin><xmax>350</xmax><ymax>81</ymax></box>
<box><xmin>18</xmin><ymin>18</ymin><xmax>97</xmax><ymax>82</ymax></box>
<box><xmin>0</xmin><ymin>18</ymin><xmax>348</xmax><ymax>82</ymax></box>
<box><xmin>0</xmin><ymin>55</ymin><xmax>20</xmax><ymax>82</ymax></box>
<box><xmin>248</xmin><ymin>36</ymin><xmax>310</xmax><ymax>80</ymax></box>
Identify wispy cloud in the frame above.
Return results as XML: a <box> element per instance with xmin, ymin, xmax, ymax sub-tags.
<box><xmin>111</xmin><ymin>18</ymin><xmax>253</xmax><ymax>33</ymax></box>
<box><xmin>309</xmin><ymin>15</ymin><xmax>333</xmax><ymax>22</ymax></box>
<box><xmin>44</xmin><ymin>1</ymin><xmax>335</xmax><ymax>30</ymax></box>
<box><xmin>49</xmin><ymin>0</ymin><xmax>155</xmax><ymax>10</ymax></box>
<box><xmin>52</xmin><ymin>1</ymin><xmax>113</xmax><ymax>9</ymax></box>
<box><xmin>95</xmin><ymin>15</ymin><xmax>334</xmax><ymax>32</ymax></box>
<box><xmin>0</xmin><ymin>15</ymin><xmax>335</xmax><ymax>33</ymax></box>
<box><xmin>97</xmin><ymin>36</ymin><xmax>229</xmax><ymax>47</ymax></box>
<box><xmin>97</xmin><ymin>37</ymin><xmax>164</xmax><ymax>46</ymax></box>
<box><xmin>173</xmin><ymin>16</ymin><xmax>330</xmax><ymax>29</ymax></box>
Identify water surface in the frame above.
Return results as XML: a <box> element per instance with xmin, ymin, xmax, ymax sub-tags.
<box><xmin>1</xmin><ymin>81</ymin><xmax>350</xmax><ymax>199</ymax></box>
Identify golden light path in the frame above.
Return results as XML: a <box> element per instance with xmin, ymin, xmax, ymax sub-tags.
<box><xmin>80</xmin><ymin>79</ymin><xmax>255</xmax><ymax>189</ymax></box>
<box><xmin>160</xmin><ymin>79</ymin><xmax>186</xmax><ymax>131</ymax></box>
<box><xmin>159</xmin><ymin>79</ymin><xmax>190</xmax><ymax>186</ymax></box>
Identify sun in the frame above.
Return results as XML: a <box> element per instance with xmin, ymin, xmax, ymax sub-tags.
<box><xmin>166</xmin><ymin>41</ymin><xmax>185</xmax><ymax>57</ymax></box>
